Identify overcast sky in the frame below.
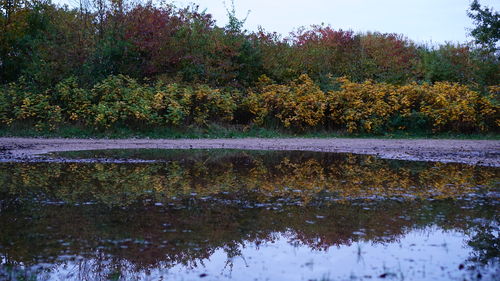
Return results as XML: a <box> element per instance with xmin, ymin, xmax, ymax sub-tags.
<box><xmin>57</xmin><ymin>0</ymin><xmax>499</xmax><ymax>44</ymax></box>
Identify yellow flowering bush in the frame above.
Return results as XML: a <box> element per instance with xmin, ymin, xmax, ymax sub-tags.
<box><xmin>485</xmin><ymin>85</ymin><xmax>500</xmax><ymax>129</ymax></box>
<box><xmin>188</xmin><ymin>85</ymin><xmax>236</xmax><ymax>126</ymax></box>
<box><xmin>54</xmin><ymin>77</ymin><xmax>93</xmax><ymax>124</ymax></box>
<box><xmin>0</xmin><ymin>86</ymin><xmax>10</xmax><ymax>125</ymax></box>
<box><xmin>326</xmin><ymin>78</ymin><xmax>498</xmax><ymax>133</ymax></box>
<box><xmin>151</xmin><ymin>83</ymin><xmax>191</xmax><ymax>126</ymax></box>
<box><xmin>91</xmin><ymin>75</ymin><xmax>158</xmax><ymax>129</ymax></box>
<box><xmin>135</xmin><ymin>81</ymin><xmax>236</xmax><ymax>127</ymax></box>
<box><xmin>419</xmin><ymin>82</ymin><xmax>497</xmax><ymax>132</ymax></box>
<box><xmin>0</xmin><ymin>80</ymin><xmax>62</xmax><ymax>130</ymax></box>
<box><xmin>246</xmin><ymin>74</ymin><xmax>326</xmax><ymax>130</ymax></box>
<box><xmin>327</xmin><ymin>78</ymin><xmax>403</xmax><ymax>133</ymax></box>
<box><xmin>0</xmin><ymin>74</ymin><xmax>497</xmax><ymax>133</ymax></box>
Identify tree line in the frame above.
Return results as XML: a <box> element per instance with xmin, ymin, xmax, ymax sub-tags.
<box><xmin>0</xmin><ymin>0</ymin><xmax>498</xmax><ymax>133</ymax></box>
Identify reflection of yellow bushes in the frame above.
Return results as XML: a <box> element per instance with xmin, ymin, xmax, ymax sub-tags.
<box><xmin>1</xmin><ymin>153</ymin><xmax>497</xmax><ymax>206</ymax></box>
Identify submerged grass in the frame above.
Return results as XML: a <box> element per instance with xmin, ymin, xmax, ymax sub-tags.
<box><xmin>1</xmin><ymin>123</ymin><xmax>499</xmax><ymax>140</ymax></box>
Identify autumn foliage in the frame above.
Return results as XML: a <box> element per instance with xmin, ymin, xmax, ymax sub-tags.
<box><xmin>1</xmin><ymin>74</ymin><xmax>497</xmax><ymax>133</ymax></box>
<box><xmin>0</xmin><ymin>0</ymin><xmax>499</xmax><ymax>134</ymax></box>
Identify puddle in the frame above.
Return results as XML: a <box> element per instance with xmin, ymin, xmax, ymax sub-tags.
<box><xmin>0</xmin><ymin>150</ymin><xmax>498</xmax><ymax>280</ymax></box>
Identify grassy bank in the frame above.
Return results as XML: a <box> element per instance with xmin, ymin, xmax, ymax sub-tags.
<box><xmin>1</xmin><ymin>124</ymin><xmax>498</xmax><ymax>140</ymax></box>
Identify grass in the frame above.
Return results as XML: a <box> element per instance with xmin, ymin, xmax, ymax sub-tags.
<box><xmin>0</xmin><ymin>123</ymin><xmax>498</xmax><ymax>140</ymax></box>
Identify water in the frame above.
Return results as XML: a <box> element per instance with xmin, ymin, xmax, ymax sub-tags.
<box><xmin>0</xmin><ymin>150</ymin><xmax>498</xmax><ymax>281</ymax></box>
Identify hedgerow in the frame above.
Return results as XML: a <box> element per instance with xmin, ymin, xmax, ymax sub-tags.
<box><xmin>0</xmin><ymin>74</ymin><xmax>497</xmax><ymax>134</ymax></box>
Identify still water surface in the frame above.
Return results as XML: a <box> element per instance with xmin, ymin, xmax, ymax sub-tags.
<box><xmin>0</xmin><ymin>150</ymin><xmax>498</xmax><ymax>281</ymax></box>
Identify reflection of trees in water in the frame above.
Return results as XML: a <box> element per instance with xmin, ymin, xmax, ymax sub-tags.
<box><xmin>0</xmin><ymin>151</ymin><xmax>497</xmax><ymax>279</ymax></box>
<box><xmin>465</xmin><ymin>218</ymin><xmax>499</xmax><ymax>276</ymax></box>
<box><xmin>0</xmin><ymin>199</ymin><xmax>497</xmax><ymax>278</ymax></box>
<box><xmin>0</xmin><ymin>151</ymin><xmax>497</xmax><ymax>207</ymax></box>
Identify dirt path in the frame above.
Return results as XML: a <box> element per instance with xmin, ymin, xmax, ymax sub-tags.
<box><xmin>0</xmin><ymin>137</ymin><xmax>499</xmax><ymax>166</ymax></box>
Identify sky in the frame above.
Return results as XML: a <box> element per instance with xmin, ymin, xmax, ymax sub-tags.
<box><xmin>57</xmin><ymin>0</ymin><xmax>500</xmax><ymax>44</ymax></box>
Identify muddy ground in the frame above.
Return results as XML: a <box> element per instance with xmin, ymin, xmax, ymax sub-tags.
<box><xmin>0</xmin><ymin>137</ymin><xmax>498</xmax><ymax>166</ymax></box>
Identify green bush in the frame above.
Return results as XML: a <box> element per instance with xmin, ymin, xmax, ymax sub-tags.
<box><xmin>90</xmin><ymin>75</ymin><xmax>157</xmax><ymax>129</ymax></box>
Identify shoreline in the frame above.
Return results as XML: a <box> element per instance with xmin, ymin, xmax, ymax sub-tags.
<box><xmin>0</xmin><ymin>137</ymin><xmax>499</xmax><ymax>167</ymax></box>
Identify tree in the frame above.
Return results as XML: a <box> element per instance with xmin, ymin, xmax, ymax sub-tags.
<box><xmin>467</xmin><ymin>0</ymin><xmax>500</xmax><ymax>52</ymax></box>
<box><xmin>224</xmin><ymin>0</ymin><xmax>249</xmax><ymax>34</ymax></box>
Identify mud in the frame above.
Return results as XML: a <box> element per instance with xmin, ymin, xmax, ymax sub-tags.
<box><xmin>0</xmin><ymin>137</ymin><xmax>498</xmax><ymax>166</ymax></box>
